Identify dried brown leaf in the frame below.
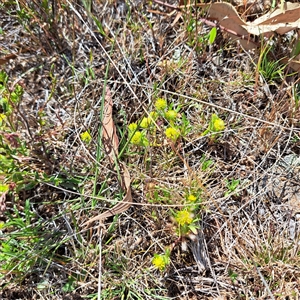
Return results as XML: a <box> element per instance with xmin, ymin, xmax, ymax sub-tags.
<box><xmin>82</xmin><ymin>88</ymin><xmax>132</xmax><ymax>227</ymax></box>
<box><xmin>102</xmin><ymin>87</ymin><xmax>119</xmax><ymax>163</ymax></box>
<box><xmin>201</xmin><ymin>1</ymin><xmax>300</xmax><ymax>68</ymax></box>
<box><xmin>0</xmin><ymin>53</ymin><xmax>17</xmax><ymax>65</ymax></box>
<box><xmin>252</xmin><ymin>2</ymin><xmax>300</xmax><ymax>25</ymax></box>
<box><xmin>244</xmin><ymin>2</ymin><xmax>300</xmax><ymax>35</ymax></box>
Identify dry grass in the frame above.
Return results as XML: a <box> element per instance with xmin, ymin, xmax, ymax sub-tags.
<box><xmin>0</xmin><ymin>0</ymin><xmax>299</xmax><ymax>299</ymax></box>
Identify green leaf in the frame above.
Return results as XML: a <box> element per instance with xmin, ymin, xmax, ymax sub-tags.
<box><xmin>208</xmin><ymin>27</ymin><xmax>217</xmax><ymax>45</ymax></box>
<box><xmin>292</xmin><ymin>40</ymin><xmax>300</xmax><ymax>57</ymax></box>
<box><xmin>0</xmin><ymin>71</ymin><xmax>8</xmax><ymax>85</ymax></box>
<box><xmin>92</xmin><ymin>16</ymin><xmax>107</xmax><ymax>37</ymax></box>
<box><xmin>0</xmin><ymin>184</ymin><xmax>8</xmax><ymax>192</ymax></box>
<box><xmin>62</xmin><ymin>276</ymin><xmax>76</xmax><ymax>292</ymax></box>
<box><xmin>189</xmin><ymin>224</ymin><xmax>198</xmax><ymax>235</ymax></box>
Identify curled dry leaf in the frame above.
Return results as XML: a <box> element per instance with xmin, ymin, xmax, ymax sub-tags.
<box><xmin>161</xmin><ymin>0</ymin><xmax>300</xmax><ymax>71</ymax></box>
<box><xmin>101</xmin><ymin>87</ymin><xmax>119</xmax><ymax>163</ymax></box>
<box><xmin>203</xmin><ymin>1</ymin><xmax>300</xmax><ymax>48</ymax></box>
<box><xmin>287</xmin><ymin>54</ymin><xmax>300</xmax><ymax>72</ymax></box>
<box><xmin>244</xmin><ymin>2</ymin><xmax>300</xmax><ymax>35</ymax></box>
<box><xmin>204</xmin><ymin>2</ymin><xmax>258</xmax><ymax>50</ymax></box>
<box><xmin>82</xmin><ymin>88</ymin><xmax>132</xmax><ymax>228</ymax></box>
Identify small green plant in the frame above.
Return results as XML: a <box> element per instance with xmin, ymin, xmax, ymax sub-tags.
<box><xmin>173</xmin><ymin>192</ymin><xmax>202</xmax><ymax>237</ymax></box>
<box><xmin>14</xmin><ymin>1</ymin><xmax>68</xmax><ymax>53</ymax></box>
<box><xmin>62</xmin><ymin>275</ymin><xmax>77</xmax><ymax>293</ymax></box>
<box><xmin>292</xmin><ymin>83</ymin><xmax>300</xmax><ymax>110</ymax></box>
<box><xmin>127</xmin><ymin>97</ymin><xmax>191</xmax><ymax>148</ymax></box>
<box><xmin>292</xmin><ymin>134</ymin><xmax>300</xmax><ymax>143</ymax></box>
<box><xmin>0</xmin><ymin>71</ymin><xmax>38</xmax><ymax>194</ymax></box>
<box><xmin>184</xmin><ymin>8</ymin><xmax>217</xmax><ymax>54</ymax></box>
<box><xmin>152</xmin><ymin>249</ymin><xmax>171</xmax><ymax>271</ymax></box>
<box><xmin>225</xmin><ymin>178</ymin><xmax>240</xmax><ymax>197</ymax></box>
<box><xmin>146</xmin><ymin>184</ymin><xmax>172</xmax><ymax>204</ymax></box>
<box><xmin>228</xmin><ymin>268</ymin><xmax>238</xmax><ymax>283</ymax></box>
<box><xmin>0</xmin><ymin>200</ymin><xmax>67</xmax><ymax>281</ymax></box>
<box><xmin>200</xmin><ymin>154</ymin><xmax>214</xmax><ymax>171</ymax></box>
<box><xmin>152</xmin><ymin>191</ymin><xmax>202</xmax><ymax>271</ymax></box>
<box><xmin>202</xmin><ymin>113</ymin><xmax>225</xmax><ymax>138</ymax></box>
<box><xmin>258</xmin><ymin>45</ymin><xmax>286</xmax><ymax>84</ymax></box>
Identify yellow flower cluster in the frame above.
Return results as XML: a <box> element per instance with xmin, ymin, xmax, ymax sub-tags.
<box><xmin>80</xmin><ymin>131</ymin><xmax>92</xmax><ymax>143</ymax></box>
<box><xmin>202</xmin><ymin>113</ymin><xmax>226</xmax><ymax>137</ymax></box>
<box><xmin>175</xmin><ymin>210</ymin><xmax>193</xmax><ymax>226</ymax></box>
<box><xmin>128</xmin><ymin>122</ymin><xmax>138</xmax><ymax>132</ymax></box>
<box><xmin>165</xmin><ymin>110</ymin><xmax>177</xmax><ymax>121</ymax></box>
<box><xmin>130</xmin><ymin>131</ymin><xmax>143</xmax><ymax>145</ymax></box>
<box><xmin>152</xmin><ymin>251</ymin><xmax>170</xmax><ymax>271</ymax></box>
<box><xmin>0</xmin><ymin>114</ymin><xmax>7</xmax><ymax>122</ymax></box>
<box><xmin>128</xmin><ymin>97</ymin><xmax>184</xmax><ymax>147</ymax></box>
<box><xmin>165</xmin><ymin>127</ymin><xmax>180</xmax><ymax>141</ymax></box>
<box><xmin>154</xmin><ymin>98</ymin><xmax>167</xmax><ymax>111</ymax></box>
<box><xmin>0</xmin><ymin>114</ymin><xmax>7</xmax><ymax>128</ymax></box>
<box><xmin>140</xmin><ymin>117</ymin><xmax>152</xmax><ymax>129</ymax></box>
<box><xmin>152</xmin><ymin>255</ymin><xmax>166</xmax><ymax>271</ymax></box>
<box><xmin>212</xmin><ymin>115</ymin><xmax>225</xmax><ymax>132</ymax></box>
<box><xmin>187</xmin><ymin>194</ymin><xmax>197</xmax><ymax>202</ymax></box>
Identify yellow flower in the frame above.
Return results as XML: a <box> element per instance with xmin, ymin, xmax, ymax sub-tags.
<box><xmin>155</xmin><ymin>98</ymin><xmax>167</xmax><ymax>111</ymax></box>
<box><xmin>152</xmin><ymin>253</ymin><xmax>169</xmax><ymax>271</ymax></box>
<box><xmin>187</xmin><ymin>194</ymin><xmax>197</xmax><ymax>202</ymax></box>
<box><xmin>140</xmin><ymin>117</ymin><xmax>152</xmax><ymax>129</ymax></box>
<box><xmin>165</xmin><ymin>110</ymin><xmax>177</xmax><ymax>121</ymax></box>
<box><xmin>130</xmin><ymin>131</ymin><xmax>143</xmax><ymax>145</ymax></box>
<box><xmin>80</xmin><ymin>131</ymin><xmax>92</xmax><ymax>143</ymax></box>
<box><xmin>128</xmin><ymin>123</ymin><xmax>138</xmax><ymax>132</ymax></box>
<box><xmin>175</xmin><ymin>210</ymin><xmax>193</xmax><ymax>226</ymax></box>
<box><xmin>165</xmin><ymin>127</ymin><xmax>180</xmax><ymax>141</ymax></box>
<box><xmin>0</xmin><ymin>114</ymin><xmax>7</xmax><ymax>126</ymax></box>
<box><xmin>211</xmin><ymin>114</ymin><xmax>225</xmax><ymax>132</ymax></box>
<box><xmin>213</xmin><ymin>118</ymin><xmax>225</xmax><ymax>132</ymax></box>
